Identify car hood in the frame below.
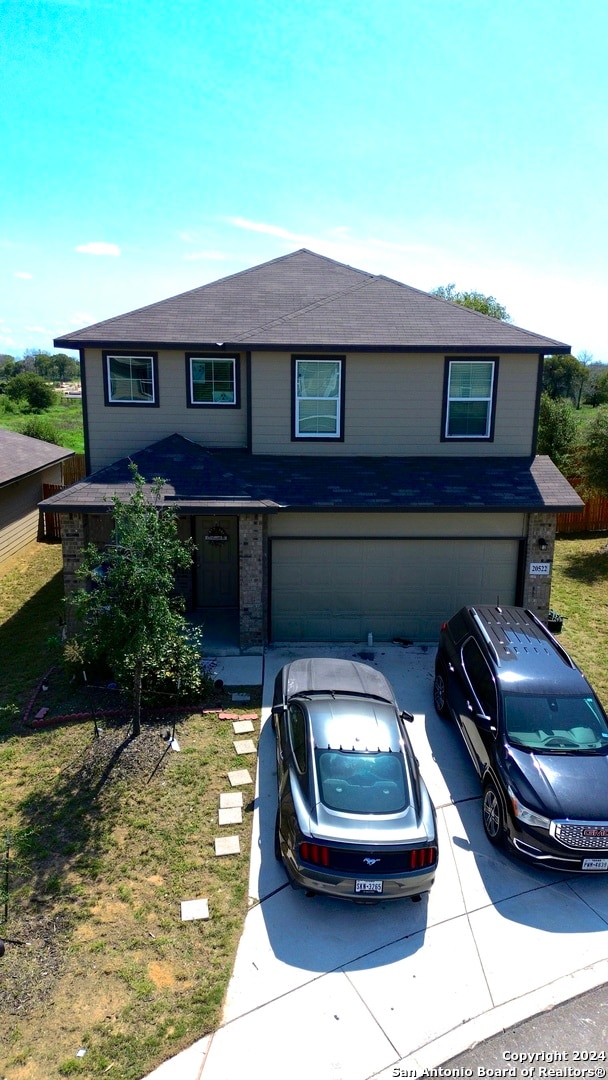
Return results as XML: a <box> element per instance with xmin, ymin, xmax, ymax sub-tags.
<box><xmin>506</xmin><ymin>746</ymin><xmax>608</xmax><ymax>820</ymax></box>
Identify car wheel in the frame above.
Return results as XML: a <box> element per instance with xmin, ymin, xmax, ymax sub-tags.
<box><xmin>482</xmin><ymin>781</ymin><xmax>504</xmax><ymax>846</ymax></box>
<box><xmin>433</xmin><ymin>663</ymin><xmax>450</xmax><ymax>718</ymax></box>
<box><xmin>274</xmin><ymin>809</ymin><xmax>282</xmax><ymax>861</ymax></box>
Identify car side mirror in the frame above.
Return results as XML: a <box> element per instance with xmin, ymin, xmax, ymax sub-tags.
<box><xmin>400</xmin><ymin>710</ymin><xmax>415</xmax><ymax>723</ymax></box>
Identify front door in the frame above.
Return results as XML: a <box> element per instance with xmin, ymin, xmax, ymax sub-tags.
<box><xmin>195</xmin><ymin>517</ymin><xmax>239</xmax><ymax>608</ymax></box>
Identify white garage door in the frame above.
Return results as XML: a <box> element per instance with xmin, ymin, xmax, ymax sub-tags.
<box><xmin>271</xmin><ymin>537</ymin><xmax>520</xmax><ymax>642</ymax></box>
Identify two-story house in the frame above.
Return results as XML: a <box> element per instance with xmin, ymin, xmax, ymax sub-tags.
<box><xmin>43</xmin><ymin>248</ymin><xmax>582</xmax><ymax>652</ymax></box>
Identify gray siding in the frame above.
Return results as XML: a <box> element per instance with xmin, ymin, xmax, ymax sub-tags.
<box><xmin>85</xmin><ymin>349</ymin><xmax>248</xmax><ymax>470</ymax></box>
<box><xmin>0</xmin><ymin>465</ymin><xmax>62</xmax><ymax>567</ymax></box>
<box><xmin>251</xmin><ymin>351</ymin><xmax>538</xmax><ymax>456</ymax></box>
<box><xmin>84</xmin><ymin>346</ymin><xmax>540</xmax><ymax>469</ymax></box>
<box><xmin>268</xmin><ymin>511</ymin><xmax>526</xmax><ymax>539</ymax></box>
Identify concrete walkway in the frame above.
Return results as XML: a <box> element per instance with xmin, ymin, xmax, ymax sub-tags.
<box><xmin>144</xmin><ymin>644</ymin><xmax>608</xmax><ymax>1080</ymax></box>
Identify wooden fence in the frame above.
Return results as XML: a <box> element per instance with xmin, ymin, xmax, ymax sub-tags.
<box><xmin>557</xmin><ymin>479</ymin><xmax>608</xmax><ymax>534</ymax></box>
<box><xmin>40</xmin><ymin>454</ymin><xmax>87</xmax><ymax>541</ymax></box>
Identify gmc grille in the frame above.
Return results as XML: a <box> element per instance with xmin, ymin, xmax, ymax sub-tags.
<box><xmin>553</xmin><ymin>823</ymin><xmax>608</xmax><ymax>851</ymax></box>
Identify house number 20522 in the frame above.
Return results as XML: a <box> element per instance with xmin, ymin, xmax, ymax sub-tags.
<box><xmin>530</xmin><ymin>562</ymin><xmax>551</xmax><ymax>575</ymax></box>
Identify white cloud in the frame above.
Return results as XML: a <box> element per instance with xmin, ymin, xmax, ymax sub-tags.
<box><xmin>224</xmin><ymin>217</ymin><xmax>442</xmax><ymax>273</ymax></box>
<box><xmin>71</xmin><ymin>312</ymin><xmax>95</xmax><ymax>326</ymax></box>
<box><xmin>227</xmin><ymin>218</ymin><xmax>304</xmax><ymax>242</ymax></box>
<box><xmin>14</xmin><ymin>271</ymin><xmax>33</xmax><ymax>279</ymax></box>
<box><xmin>75</xmin><ymin>242</ymin><xmax>121</xmax><ymax>256</ymax></box>
<box><xmin>25</xmin><ymin>325</ymin><xmax>52</xmax><ymax>336</ymax></box>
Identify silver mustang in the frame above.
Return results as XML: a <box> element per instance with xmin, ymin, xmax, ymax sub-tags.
<box><xmin>272</xmin><ymin>657</ymin><xmax>438</xmax><ymax>901</ymax></box>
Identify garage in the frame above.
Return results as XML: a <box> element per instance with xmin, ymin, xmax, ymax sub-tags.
<box><xmin>270</xmin><ymin>537</ymin><xmax>522</xmax><ymax>642</ymax></box>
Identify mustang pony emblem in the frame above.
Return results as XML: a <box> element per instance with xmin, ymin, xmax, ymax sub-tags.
<box><xmin>363</xmin><ymin>857</ymin><xmax>380</xmax><ymax>866</ymax></box>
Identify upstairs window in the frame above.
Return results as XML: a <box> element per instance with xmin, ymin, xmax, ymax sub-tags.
<box><xmin>293</xmin><ymin>356</ymin><xmax>344</xmax><ymax>439</ymax></box>
<box><xmin>187</xmin><ymin>355</ymin><xmax>238</xmax><ymax>406</ymax></box>
<box><xmin>104</xmin><ymin>353</ymin><xmax>157</xmax><ymax>405</ymax></box>
<box><xmin>444</xmin><ymin>358</ymin><xmax>497</xmax><ymax>439</ymax></box>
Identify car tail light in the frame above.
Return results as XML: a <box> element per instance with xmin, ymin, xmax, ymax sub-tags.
<box><xmin>409</xmin><ymin>847</ymin><xmax>437</xmax><ymax>870</ymax></box>
<box><xmin>300</xmin><ymin>842</ymin><xmax>331</xmax><ymax>867</ymax></box>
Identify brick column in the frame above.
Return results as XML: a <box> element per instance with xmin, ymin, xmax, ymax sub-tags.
<box><xmin>60</xmin><ymin>513</ymin><xmax>87</xmax><ymax>633</ymax></box>
<box><xmin>520</xmin><ymin>512</ymin><xmax>557</xmax><ymax>622</ymax></box>
<box><xmin>238</xmin><ymin>514</ymin><xmax>266</xmax><ymax>652</ymax></box>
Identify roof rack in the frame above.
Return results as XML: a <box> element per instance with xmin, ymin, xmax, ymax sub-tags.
<box><xmin>524</xmin><ymin>608</ymin><xmax>577</xmax><ymax>669</ymax></box>
<box><xmin>470</xmin><ymin>608</ymin><xmax>500</xmax><ymax>665</ymax></box>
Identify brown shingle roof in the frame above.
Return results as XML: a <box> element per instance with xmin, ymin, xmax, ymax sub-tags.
<box><xmin>0</xmin><ymin>429</ymin><xmax>74</xmax><ymax>487</ymax></box>
<box><xmin>54</xmin><ymin>249</ymin><xmax>569</xmax><ymax>354</ymax></box>
<box><xmin>38</xmin><ymin>434</ymin><xmax>583</xmax><ymax>515</ymax></box>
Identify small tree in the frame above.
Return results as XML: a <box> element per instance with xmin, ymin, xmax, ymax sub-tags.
<box><xmin>579</xmin><ymin>405</ymin><xmax>608</xmax><ymax>496</ymax></box>
<box><xmin>4</xmin><ymin>372</ymin><xmax>56</xmax><ymax>412</ymax></box>
<box><xmin>68</xmin><ymin>465</ymin><xmax>205</xmax><ymax>735</ymax></box>
<box><xmin>536</xmin><ymin>392</ymin><xmax>577</xmax><ymax>471</ymax></box>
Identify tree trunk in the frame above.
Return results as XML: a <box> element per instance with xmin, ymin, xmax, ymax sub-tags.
<box><xmin>133</xmin><ymin>659</ymin><xmax>142</xmax><ymax>737</ymax></box>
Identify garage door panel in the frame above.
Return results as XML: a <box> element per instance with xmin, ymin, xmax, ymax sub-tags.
<box><xmin>271</xmin><ymin>538</ymin><xmax>519</xmax><ymax>642</ymax></box>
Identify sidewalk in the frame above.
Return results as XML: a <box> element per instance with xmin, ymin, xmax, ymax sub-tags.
<box><xmin>144</xmin><ymin>644</ymin><xmax>608</xmax><ymax>1080</ymax></box>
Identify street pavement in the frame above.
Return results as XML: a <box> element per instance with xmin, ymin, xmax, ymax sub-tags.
<box><xmin>144</xmin><ymin>644</ymin><xmax>608</xmax><ymax>1080</ymax></box>
<box><xmin>443</xmin><ymin>981</ymin><xmax>608</xmax><ymax>1071</ymax></box>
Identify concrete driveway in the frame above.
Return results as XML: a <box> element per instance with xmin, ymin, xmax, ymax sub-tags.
<box><xmin>147</xmin><ymin>644</ymin><xmax>608</xmax><ymax>1080</ymax></box>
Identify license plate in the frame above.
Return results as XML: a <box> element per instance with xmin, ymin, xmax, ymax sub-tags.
<box><xmin>355</xmin><ymin>879</ymin><xmax>383</xmax><ymax>894</ymax></box>
<box><xmin>582</xmin><ymin>858</ymin><xmax>608</xmax><ymax>870</ymax></box>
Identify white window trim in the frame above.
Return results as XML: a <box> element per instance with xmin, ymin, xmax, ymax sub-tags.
<box><xmin>106</xmin><ymin>354</ymin><xmax>156</xmax><ymax>404</ymax></box>
<box><xmin>295</xmin><ymin>357</ymin><xmax>343</xmax><ymax>439</ymax></box>
<box><xmin>188</xmin><ymin>356</ymin><xmax>237</xmax><ymax>406</ymax></box>
<box><xmin>445</xmin><ymin>359</ymin><xmax>495</xmax><ymax>439</ymax></box>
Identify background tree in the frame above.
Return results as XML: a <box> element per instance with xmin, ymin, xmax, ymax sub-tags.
<box><xmin>4</xmin><ymin>372</ymin><xmax>56</xmax><ymax>412</ymax></box>
<box><xmin>68</xmin><ymin>465</ymin><xmax>207</xmax><ymax>735</ymax></box>
<box><xmin>536</xmin><ymin>392</ymin><xmax>577</xmax><ymax>470</ymax></box>
<box><xmin>29</xmin><ymin>350</ymin><xmax>80</xmax><ymax>382</ymax></box>
<box><xmin>579</xmin><ymin>405</ymin><xmax>608</xmax><ymax>496</ymax></box>
<box><xmin>0</xmin><ymin>356</ymin><xmax>20</xmax><ymax>381</ymax></box>
<box><xmin>584</xmin><ymin>365</ymin><xmax>608</xmax><ymax>407</ymax></box>
<box><xmin>542</xmin><ymin>354</ymin><xmax>587</xmax><ymax>403</ymax></box>
<box><xmin>431</xmin><ymin>283</ymin><xmax>511</xmax><ymax>320</ymax></box>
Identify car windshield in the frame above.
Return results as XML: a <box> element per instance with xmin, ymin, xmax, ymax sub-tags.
<box><xmin>315</xmin><ymin>749</ymin><xmax>409</xmax><ymax>814</ymax></box>
<box><xmin>504</xmin><ymin>692</ymin><xmax>608</xmax><ymax>752</ymax></box>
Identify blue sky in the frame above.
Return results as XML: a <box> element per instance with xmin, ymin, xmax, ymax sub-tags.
<box><xmin>2</xmin><ymin>0</ymin><xmax>607</xmax><ymax>361</ymax></box>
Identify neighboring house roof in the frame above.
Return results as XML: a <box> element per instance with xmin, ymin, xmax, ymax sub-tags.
<box><xmin>39</xmin><ymin>434</ymin><xmax>583</xmax><ymax>515</ymax></box>
<box><xmin>54</xmin><ymin>249</ymin><xmax>570</xmax><ymax>354</ymax></box>
<box><xmin>0</xmin><ymin>429</ymin><xmax>74</xmax><ymax>488</ymax></box>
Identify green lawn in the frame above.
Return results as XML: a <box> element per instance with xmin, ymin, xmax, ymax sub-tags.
<box><xmin>550</xmin><ymin>533</ymin><xmax>608</xmax><ymax>706</ymax></box>
<box><xmin>0</xmin><ymin>393</ymin><xmax>84</xmax><ymax>453</ymax></box>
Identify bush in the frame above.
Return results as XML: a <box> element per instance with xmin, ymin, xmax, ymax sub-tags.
<box><xmin>579</xmin><ymin>405</ymin><xmax>608</xmax><ymax>495</ymax></box>
<box><xmin>536</xmin><ymin>392</ymin><xmax>577</xmax><ymax>470</ymax></box>
<box><xmin>19</xmin><ymin>417</ymin><xmax>62</xmax><ymax>444</ymax></box>
<box><xmin>5</xmin><ymin>372</ymin><xmax>56</xmax><ymax>412</ymax></box>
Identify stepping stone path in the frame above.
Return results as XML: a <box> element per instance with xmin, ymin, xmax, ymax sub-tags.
<box><xmin>233</xmin><ymin>738</ymin><xmax>256</xmax><ymax>755</ymax></box>
<box><xmin>181</xmin><ymin>708</ymin><xmax>258</xmax><ymax>924</ymax></box>
<box><xmin>214</xmin><ymin>709</ymin><xmax>258</xmax><ymax>855</ymax></box>
<box><xmin>233</xmin><ymin>719</ymin><xmax>254</xmax><ymax>734</ymax></box>
<box><xmin>215</xmin><ymin>835</ymin><xmax>241</xmax><ymax>856</ymax></box>
<box><xmin>180</xmin><ymin>898</ymin><xmax>210</xmax><ymax>922</ymax></box>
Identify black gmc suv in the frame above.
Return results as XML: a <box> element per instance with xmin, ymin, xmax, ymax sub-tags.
<box><xmin>434</xmin><ymin>605</ymin><xmax>608</xmax><ymax>871</ymax></box>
